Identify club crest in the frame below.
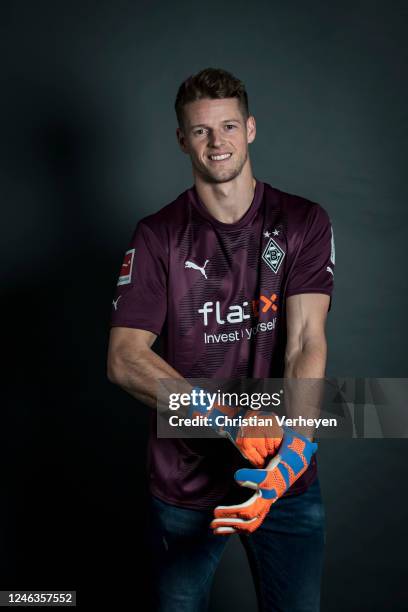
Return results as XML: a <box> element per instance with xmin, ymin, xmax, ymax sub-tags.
<box><xmin>262</xmin><ymin>238</ymin><xmax>285</xmax><ymax>274</ymax></box>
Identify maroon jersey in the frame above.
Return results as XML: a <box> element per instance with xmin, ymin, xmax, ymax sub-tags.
<box><xmin>111</xmin><ymin>180</ymin><xmax>335</xmax><ymax>509</ymax></box>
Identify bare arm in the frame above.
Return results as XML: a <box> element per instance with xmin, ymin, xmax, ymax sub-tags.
<box><xmin>284</xmin><ymin>293</ymin><xmax>330</xmax><ymax>438</ymax></box>
<box><xmin>107</xmin><ymin>327</ymin><xmax>189</xmax><ymax>410</ymax></box>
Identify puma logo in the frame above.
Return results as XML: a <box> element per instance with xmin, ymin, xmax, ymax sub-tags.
<box><xmin>112</xmin><ymin>295</ymin><xmax>122</xmax><ymax>310</ymax></box>
<box><xmin>185</xmin><ymin>259</ymin><xmax>209</xmax><ymax>279</ymax></box>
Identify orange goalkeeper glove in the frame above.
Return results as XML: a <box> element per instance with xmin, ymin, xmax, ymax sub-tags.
<box><xmin>210</xmin><ymin>427</ymin><xmax>318</xmax><ymax>535</ymax></box>
<box><xmin>188</xmin><ymin>387</ymin><xmax>283</xmax><ymax>467</ymax></box>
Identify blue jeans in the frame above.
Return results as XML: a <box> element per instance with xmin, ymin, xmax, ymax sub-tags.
<box><xmin>148</xmin><ymin>478</ymin><xmax>326</xmax><ymax>612</ymax></box>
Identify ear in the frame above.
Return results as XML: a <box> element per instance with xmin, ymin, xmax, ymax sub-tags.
<box><xmin>176</xmin><ymin>127</ymin><xmax>189</xmax><ymax>154</ymax></box>
<box><xmin>246</xmin><ymin>115</ymin><xmax>256</xmax><ymax>144</ymax></box>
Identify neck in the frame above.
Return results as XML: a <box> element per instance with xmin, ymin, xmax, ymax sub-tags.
<box><xmin>194</xmin><ymin>162</ymin><xmax>256</xmax><ymax>224</ymax></box>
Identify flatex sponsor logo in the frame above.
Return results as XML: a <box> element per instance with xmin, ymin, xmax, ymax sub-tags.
<box><xmin>197</xmin><ymin>294</ymin><xmax>279</xmax><ymax>345</ymax></box>
<box><xmin>198</xmin><ymin>300</ymin><xmax>252</xmax><ymax>326</ymax></box>
<box><xmin>198</xmin><ymin>294</ymin><xmax>278</xmax><ymax>326</ymax></box>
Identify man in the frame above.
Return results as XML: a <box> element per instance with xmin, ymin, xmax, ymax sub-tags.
<box><xmin>107</xmin><ymin>67</ymin><xmax>335</xmax><ymax>611</ymax></box>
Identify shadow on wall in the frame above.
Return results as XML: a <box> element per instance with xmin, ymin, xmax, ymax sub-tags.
<box><xmin>2</xmin><ymin>77</ymin><xmax>153</xmax><ymax>606</ymax></box>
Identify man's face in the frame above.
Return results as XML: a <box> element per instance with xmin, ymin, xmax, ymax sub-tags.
<box><xmin>177</xmin><ymin>97</ymin><xmax>256</xmax><ymax>184</ymax></box>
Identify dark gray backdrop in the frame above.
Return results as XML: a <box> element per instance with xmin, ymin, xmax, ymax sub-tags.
<box><xmin>2</xmin><ymin>1</ymin><xmax>407</xmax><ymax>610</ymax></box>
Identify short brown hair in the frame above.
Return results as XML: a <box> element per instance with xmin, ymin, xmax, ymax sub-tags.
<box><xmin>175</xmin><ymin>67</ymin><xmax>249</xmax><ymax>127</ymax></box>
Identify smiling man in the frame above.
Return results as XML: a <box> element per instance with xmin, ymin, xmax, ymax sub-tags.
<box><xmin>107</xmin><ymin>68</ymin><xmax>335</xmax><ymax>611</ymax></box>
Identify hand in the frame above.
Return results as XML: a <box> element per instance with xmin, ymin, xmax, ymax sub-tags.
<box><xmin>188</xmin><ymin>387</ymin><xmax>283</xmax><ymax>467</ymax></box>
<box><xmin>210</xmin><ymin>427</ymin><xmax>318</xmax><ymax>535</ymax></box>
<box><xmin>232</xmin><ymin>409</ymin><xmax>283</xmax><ymax>467</ymax></box>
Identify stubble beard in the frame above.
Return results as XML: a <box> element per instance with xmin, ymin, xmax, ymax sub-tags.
<box><xmin>194</xmin><ymin>149</ymin><xmax>248</xmax><ymax>185</ymax></box>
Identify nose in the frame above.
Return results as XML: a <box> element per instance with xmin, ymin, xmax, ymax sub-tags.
<box><xmin>208</xmin><ymin>129</ymin><xmax>224</xmax><ymax>148</ymax></box>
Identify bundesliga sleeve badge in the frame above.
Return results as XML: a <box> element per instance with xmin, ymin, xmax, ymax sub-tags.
<box><xmin>117</xmin><ymin>248</ymin><xmax>135</xmax><ymax>286</ymax></box>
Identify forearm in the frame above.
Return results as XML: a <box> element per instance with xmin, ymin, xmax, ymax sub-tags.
<box><xmin>283</xmin><ymin>337</ymin><xmax>327</xmax><ymax>439</ymax></box>
<box><xmin>108</xmin><ymin>345</ymin><xmax>191</xmax><ymax>410</ymax></box>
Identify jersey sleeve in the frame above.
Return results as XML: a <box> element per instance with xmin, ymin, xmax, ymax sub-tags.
<box><xmin>110</xmin><ymin>221</ymin><xmax>168</xmax><ymax>335</ymax></box>
<box><xmin>285</xmin><ymin>203</ymin><xmax>335</xmax><ymax>310</ymax></box>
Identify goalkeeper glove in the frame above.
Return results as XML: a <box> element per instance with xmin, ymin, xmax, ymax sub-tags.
<box><xmin>188</xmin><ymin>387</ymin><xmax>283</xmax><ymax>468</ymax></box>
<box><xmin>210</xmin><ymin>427</ymin><xmax>318</xmax><ymax>535</ymax></box>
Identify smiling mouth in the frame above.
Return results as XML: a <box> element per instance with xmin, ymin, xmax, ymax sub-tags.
<box><xmin>208</xmin><ymin>153</ymin><xmax>232</xmax><ymax>161</ymax></box>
